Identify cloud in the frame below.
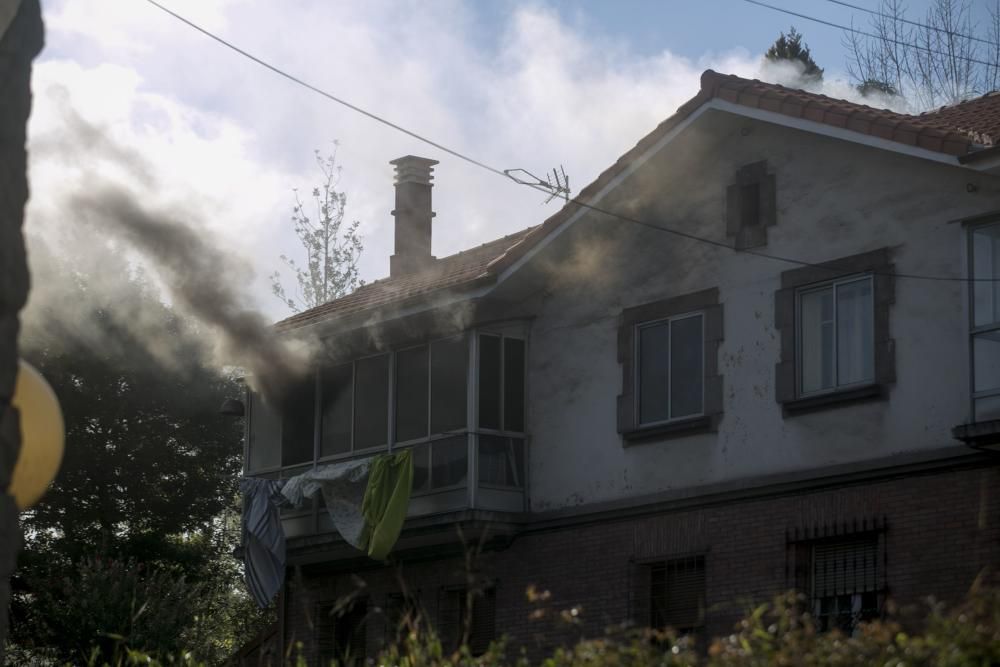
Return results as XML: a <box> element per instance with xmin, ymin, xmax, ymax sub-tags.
<box><xmin>27</xmin><ymin>0</ymin><xmax>892</xmax><ymax>334</ymax></box>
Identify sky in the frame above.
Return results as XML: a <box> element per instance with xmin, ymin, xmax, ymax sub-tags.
<box><xmin>23</xmin><ymin>0</ymin><xmax>988</xmax><ymax>323</ymax></box>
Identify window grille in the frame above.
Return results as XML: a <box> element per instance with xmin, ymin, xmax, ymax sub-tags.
<box><xmin>811</xmin><ymin>535</ymin><xmax>881</xmax><ymax>633</ymax></box>
<box><xmin>649</xmin><ymin>555</ymin><xmax>706</xmax><ymax>634</ymax></box>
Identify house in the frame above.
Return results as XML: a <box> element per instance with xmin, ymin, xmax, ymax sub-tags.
<box><xmin>239</xmin><ymin>70</ymin><xmax>1000</xmax><ymax>664</ymax></box>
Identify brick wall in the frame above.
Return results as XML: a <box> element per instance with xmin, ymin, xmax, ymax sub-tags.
<box><xmin>280</xmin><ymin>462</ymin><xmax>1000</xmax><ymax>664</ymax></box>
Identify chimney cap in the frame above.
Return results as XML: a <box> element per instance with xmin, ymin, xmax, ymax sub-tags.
<box><xmin>390</xmin><ymin>155</ymin><xmax>439</xmax><ymax>186</ymax></box>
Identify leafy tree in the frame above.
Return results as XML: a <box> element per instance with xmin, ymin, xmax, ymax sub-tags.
<box><xmin>9</xmin><ymin>248</ymin><xmax>260</xmax><ymax>662</ymax></box>
<box><xmin>271</xmin><ymin>146</ymin><xmax>363</xmax><ymax>313</ymax></box>
<box><xmin>765</xmin><ymin>26</ymin><xmax>825</xmax><ymax>84</ymax></box>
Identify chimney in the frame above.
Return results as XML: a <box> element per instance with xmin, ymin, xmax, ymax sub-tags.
<box><xmin>389</xmin><ymin>155</ymin><xmax>439</xmax><ymax>277</ymax></box>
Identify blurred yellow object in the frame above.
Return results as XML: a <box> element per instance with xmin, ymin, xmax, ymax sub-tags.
<box><xmin>9</xmin><ymin>359</ymin><xmax>64</xmax><ymax>510</ymax></box>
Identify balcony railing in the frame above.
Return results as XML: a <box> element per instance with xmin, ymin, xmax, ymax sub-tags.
<box><xmin>258</xmin><ymin>431</ymin><xmax>526</xmax><ymax>540</ymax></box>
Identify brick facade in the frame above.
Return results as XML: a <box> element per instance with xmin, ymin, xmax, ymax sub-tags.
<box><xmin>273</xmin><ymin>460</ymin><xmax>1000</xmax><ymax>664</ymax></box>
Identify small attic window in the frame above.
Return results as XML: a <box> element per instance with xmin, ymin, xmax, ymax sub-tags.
<box><xmin>740</xmin><ymin>182</ymin><xmax>760</xmax><ymax>228</ymax></box>
<box><xmin>726</xmin><ymin>161</ymin><xmax>775</xmax><ymax>249</ymax></box>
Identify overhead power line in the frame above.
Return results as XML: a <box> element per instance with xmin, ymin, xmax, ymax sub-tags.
<box><xmin>144</xmin><ymin>0</ymin><xmax>996</xmax><ymax>284</ymax></box>
<box><xmin>743</xmin><ymin>0</ymin><xmax>1000</xmax><ymax>69</ymax></box>
<box><xmin>822</xmin><ymin>0</ymin><xmax>1000</xmax><ymax>49</ymax></box>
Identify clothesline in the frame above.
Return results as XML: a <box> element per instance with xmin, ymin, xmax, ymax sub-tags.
<box><xmin>239</xmin><ymin>450</ymin><xmax>414</xmax><ymax>607</ymax></box>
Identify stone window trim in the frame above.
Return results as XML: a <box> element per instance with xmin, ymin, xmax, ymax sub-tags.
<box><xmin>617</xmin><ymin>287</ymin><xmax>723</xmax><ymax>443</ymax></box>
<box><xmin>774</xmin><ymin>247</ymin><xmax>895</xmax><ymax>414</ymax></box>
<box><xmin>726</xmin><ymin>160</ymin><xmax>777</xmax><ymax>250</ymax></box>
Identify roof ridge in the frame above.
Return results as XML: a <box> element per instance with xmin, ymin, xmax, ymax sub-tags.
<box><xmin>700</xmin><ymin>69</ymin><xmax>916</xmax><ymax>119</ymax></box>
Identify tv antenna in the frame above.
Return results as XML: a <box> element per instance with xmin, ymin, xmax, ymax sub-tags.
<box><xmin>504</xmin><ymin>165</ymin><xmax>571</xmax><ymax>204</ymax></box>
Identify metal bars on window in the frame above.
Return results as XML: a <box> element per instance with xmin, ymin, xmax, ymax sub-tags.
<box><xmin>649</xmin><ymin>555</ymin><xmax>706</xmax><ymax>633</ymax></box>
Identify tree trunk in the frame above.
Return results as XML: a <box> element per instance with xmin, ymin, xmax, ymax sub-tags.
<box><xmin>0</xmin><ymin>0</ymin><xmax>43</xmax><ymax>660</ymax></box>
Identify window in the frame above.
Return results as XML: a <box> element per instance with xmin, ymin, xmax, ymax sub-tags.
<box><xmin>478</xmin><ymin>435</ymin><xmax>524</xmax><ymax>488</ymax></box>
<box><xmin>809</xmin><ymin>535</ymin><xmax>881</xmax><ymax>634</ymax></box>
<box><xmin>317</xmin><ymin>599</ymin><xmax>367</xmax><ymax>667</ymax></box>
<box><xmin>431</xmin><ymin>337</ymin><xmax>468</xmax><ymax>433</ymax></box>
<box><xmin>649</xmin><ymin>556</ymin><xmax>706</xmax><ymax>635</ymax></box>
<box><xmin>438</xmin><ymin>587</ymin><xmax>496</xmax><ymax>656</ymax></box>
<box><xmin>477</xmin><ymin>334</ymin><xmax>526</xmax><ymax>432</ymax></box>
<box><xmin>281</xmin><ymin>377</ymin><xmax>316</xmax><ymax>467</ymax></box>
<box><xmin>315</xmin><ymin>336</ymin><xmax>469</xmax><ymax>462</ymax></box>
<box><xmin>775</xmin><ymin>248</ymin><xmax>894</xmax><ymax>411</ymax></box>
<box><xmin>970</xmin><ymin>223</ymin><xmax>1000</xmax><ymax>421</ymax></box>
<box><xmin>637</xmin><ymin>313</ymin><xmax>704</xmax><ymax>425</ymax></box>
<box><xmin>354</xmin><ymin>354</ymin><xmax>390</xmax><ymax>450</ymax></box>
<box><xmin>395</xmin><ymin>346</ymin><xmax>429</xmax><ymax>443</ymax></box>
<box><xmin>796</xmin><ymin>275</ymin><xmax>874</xmax><ymax>396</ymax></box>
<box><xmin>726</xmin><ymin>160</ymin><xmax>776</xmax><ymax>249</ymax></box>
<box><xmin>320</xmin><ymin>363</ymin><xmax>352</xmax><ymax>457</ymax></box>
<box><xmin>618</xmin><ymin>288</ymin><xmax>723</xmax><ymax>440</ymax></box>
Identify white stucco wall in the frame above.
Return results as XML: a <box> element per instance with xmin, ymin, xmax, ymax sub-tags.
<box><xmin>521</xmin><ymin>109</ymin><xmax>1000</xmax><ymax>512</ymax></box>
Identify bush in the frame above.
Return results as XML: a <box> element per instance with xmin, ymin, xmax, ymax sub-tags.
<box><xmin>15</xmin><ymin>557</ymin><xmax>203</xmax><ymax>665</ymax></box>
<box><xmin>57</xmin><ymin>579</ymin><xmax>1000</xmax><ymax>667</ymax></box>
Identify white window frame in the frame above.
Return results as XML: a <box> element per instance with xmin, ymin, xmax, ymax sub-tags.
<box><xmin>634</xmin><ymin>311</ymin><xmax>706</xmax><ymax>427</ymax></box>
<box><xmin>795</xmin><ymin>274</ymin><xmax>875</xmax><ymax>398</ymax></box>
<box><xmin>968</xmin><ymin>222</ymin><xmax>1000</xmax><ymax>422</ymax></box>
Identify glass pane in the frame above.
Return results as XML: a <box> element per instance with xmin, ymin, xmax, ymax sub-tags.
<box><xmin>974</xmin><ymin>330</ymin><xmax>1000</xmax><ymax>392</ymax></box>
<box><xmin>248</xmin><ymin>391</ymin><xmax>281</xmax><ymax>471</ymax></box>
<box><xmin>431</xmin><ymin>337</ymin><xmax>468</xmax><ymax>434</ymax></box>
<box><xmin>800</xmin><ymin>287</ymin><xmax>835</xmax><ymax>394</ymax></box>
<box><xmin>504</xmin><ymin>338</ymin><xmax>526</xmax><ymax>432</ymax></box>
<box><xmin>478</xmin><ymin>435</ymin><xmax>524</xmax><ymax>488</ymax></box>
<box><xmin>975</xmin><ymin>395</ymin><xmax>1000</xmax><ymax>421</ymax></box>
<box><xmin>320</xmin><ymin>364</ymin><xmax>352</xmax><ymax>457</ymax></box>
<box><xmin>354</xmin><ymin>355</ymin><xmax>389</xmax><ymax>450</ymax></box>
<box><xmin>670</xmin><ymin>315</ymin><xmax>703</xmax><ymax>418</ymax></box>
<box><xmin>395</xmin><ymin>346</ymin><xmax>429</xmax><ymax>442</ymax></box>
<box><xmin>282</xmin><ymin>378</ymin><xmax>315</xmax><ymax>466</ymax></box>
<box><xmin>411</xmin><ymin>442</ymin><xmax>430</xmax><ymax>493</ymax></box>
<box><xmin>638</xmin><ymin>322</ymin><xmax>670</xmax><ymax>424</ymax></box>
<box><xmin>431</xmin><ymin>436</ymin><xmax>468</xmax><ymax>489</ymax></box>
<box><xmin>973</xmin><ymin>225</ymin><xmax>1000</xmax><ymax>327</ymax></box>
<box><xmin>741</xmin><ymin>182</ymin><xmax>760</xmax><ymax>227</ymax></box>
<box><xmin>836</xmin><ymin>278</ymin><xmax>874</xmax><ymax>386</ymax></box>
<box><xmin>478</xmin><ymin>335</ymin><xmax>501</xmax><ymax>430</ymax></box>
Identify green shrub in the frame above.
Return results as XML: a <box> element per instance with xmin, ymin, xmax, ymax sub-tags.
<box><xmin>63</xmin><ymin>579</ymin><xmax>1000</xmax><ymax>667</ymax></box>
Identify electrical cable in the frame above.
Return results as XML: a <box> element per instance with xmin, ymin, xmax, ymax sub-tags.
<box><xmin>143</xmin><ymin>0</ymin><xmax>1000</xmax><ymax>284</ymax></box>
<box><xmin>744</xmin><ymin>0</ymin><xmax>1000</xmax><ymax>69</ymax></box>
<box><xmin>822</xmin><ymin>0</ymin><xmax>1000</xmax><ymax>49</ymax></box>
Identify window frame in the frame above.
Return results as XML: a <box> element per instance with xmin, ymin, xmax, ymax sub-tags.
<box><xmin>647</xmin><ymin>554</ymin><xmax>707</xmax><ymax>636</ymax></box>
<box><xmin>246</xmin><ymin>326</ymin><xmax>529</xmax><ymax>509</ymax></box>
<box><xmin>775</xmin><ymin>247</ymin><xmax>894</xmax><ymax>414</ymax></box>
<box><xmin>967</xmin><ymin>221</ymin><xmax>1000</xmax><ymax>422</ymax></box>
<box><xmin>473</xmin><ymin>328</ymin><xmax>528</xmax><ymax>493</ymax></box>
<box><xmin>794</xmin><ymin>274</ymin><xmax>876</xmax><ymax>398</ymax></box>
<box><xmin>618</xmin><ymin>288</ymin><xmax>723</xmax><ymax>443</ymax></box>
<box><xmin>810</xmin><ymin>535</ymin><xmax>882</xmax><ymax>635</ymax></box>
<box><xmin>634</xmin><ymin>311</ymin><xmax>707</xmax><ymax>428</ymax></box>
